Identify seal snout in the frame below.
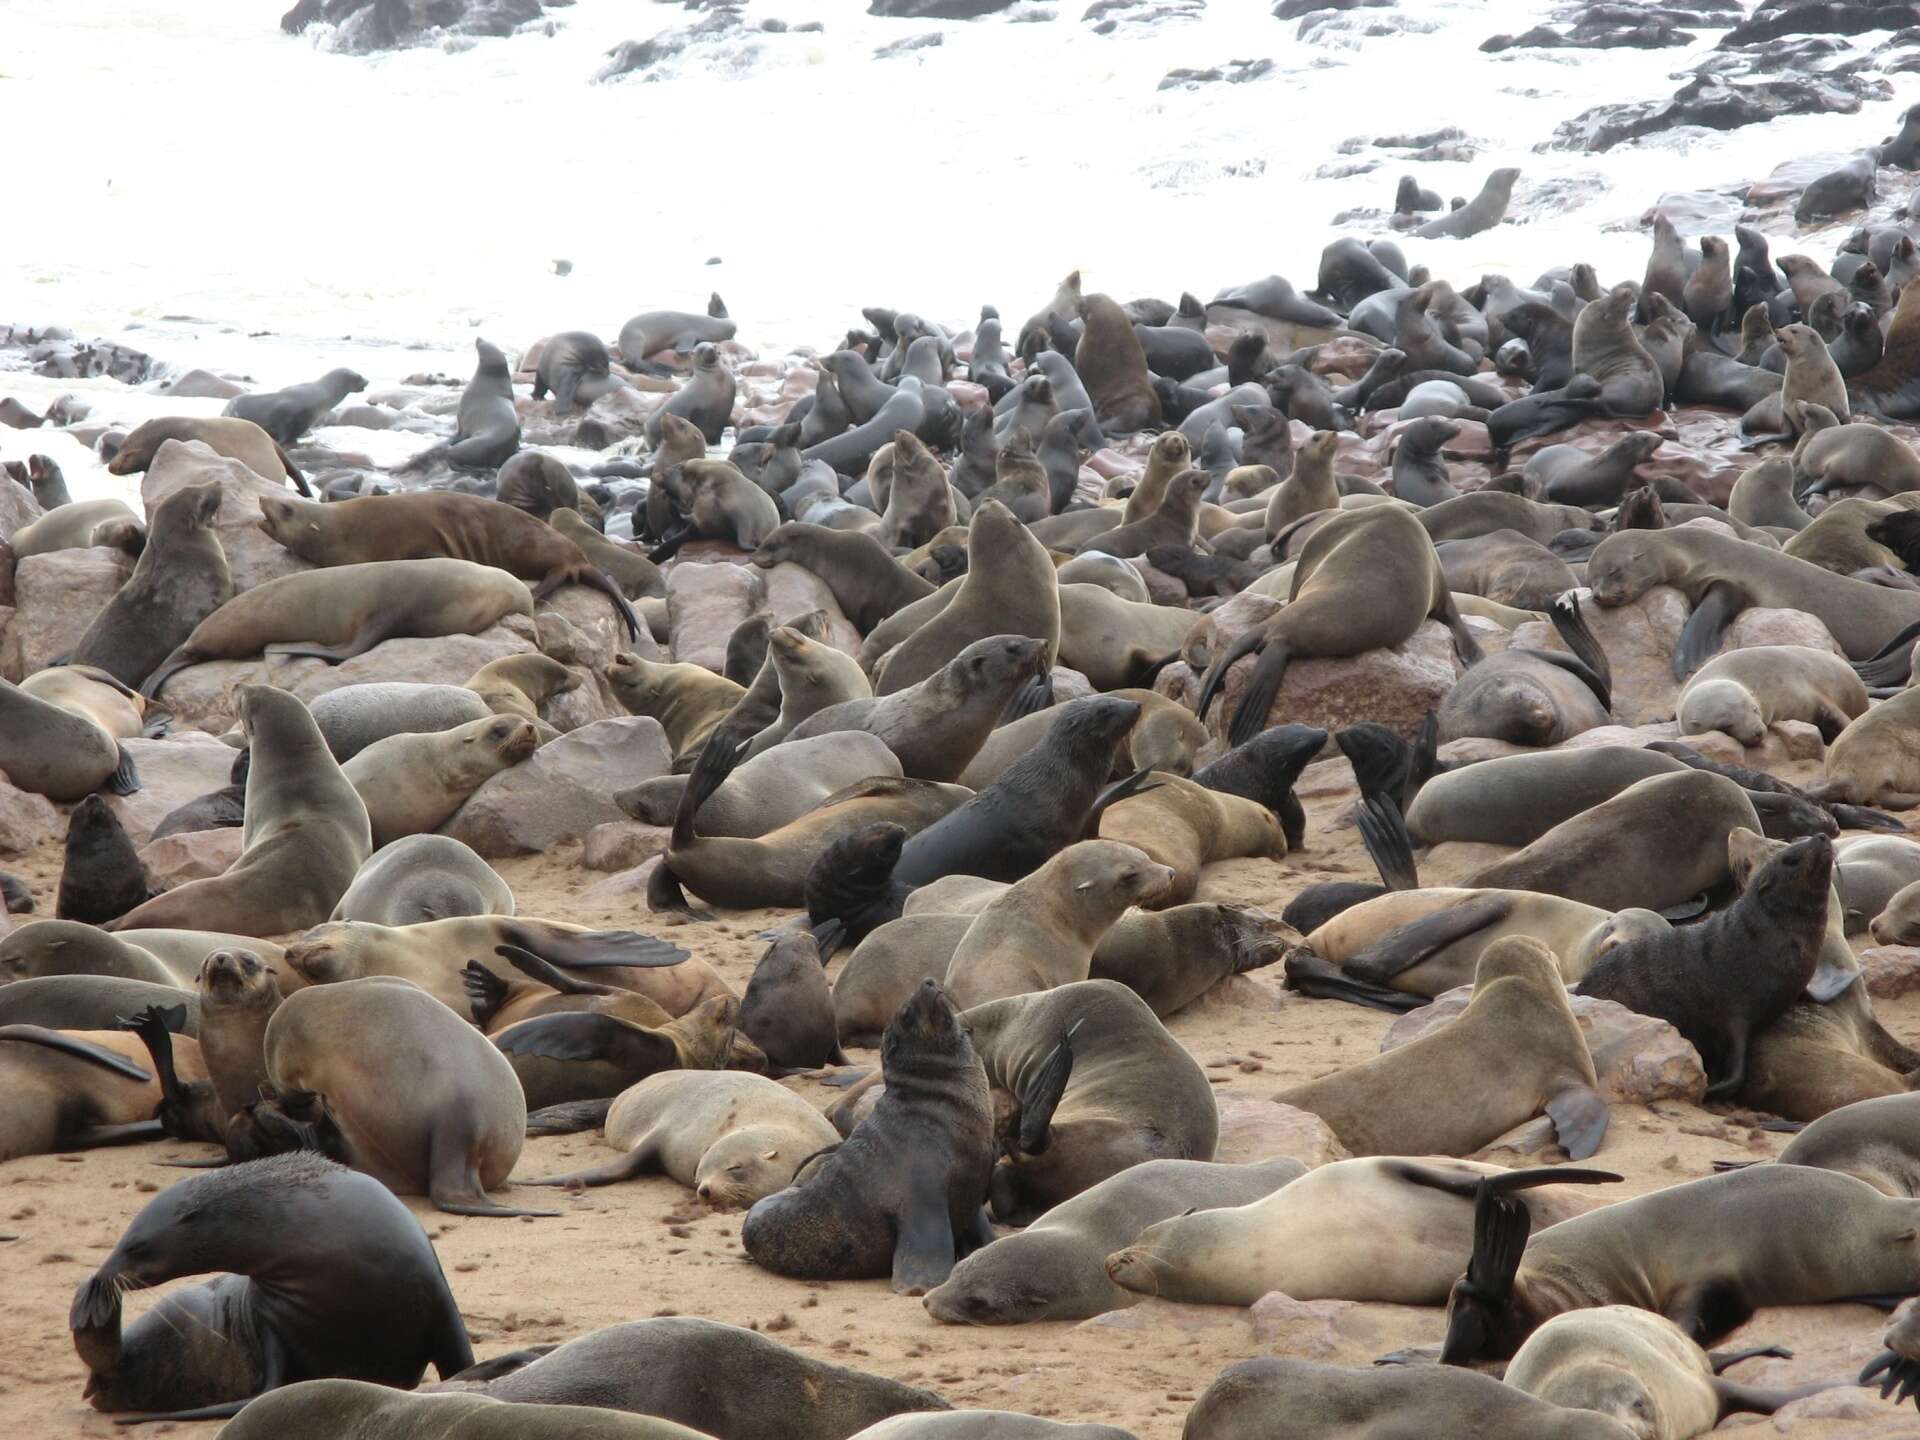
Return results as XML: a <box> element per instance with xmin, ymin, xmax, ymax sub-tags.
<box><xmin>1103</xmin><ymin>1245</ymin><xmax>1161</xmax><ymax>1295</ymax></box>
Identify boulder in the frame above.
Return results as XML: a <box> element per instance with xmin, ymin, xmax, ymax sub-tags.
<box><xmin>535</xmin><ymin>583</ymin><xmax>642</xmax><ymax>674</ymax></box>
<box><xmin>444</xmin><ymin>716</ymin><xmax>673</xmax><ymax>858</ymax></box>
<box><xmin>1383</xmin><ymin>985</ymin><xmax>1706</xmax><ymax>1103</ymax></box>
<box><xmin>667</xmin><ymin>561</ymin><xmax>766</xmax><ymax>673</ymax></box>
<box><xmin>1159</xmin><ymin>603</ymin><xmax>1458</xmax><ymax>749</ymax></box>
<box><xmin>580</xmin><ymin>820</ymin><xmax>671</xmax><ymax>872</ymax></box>
<box><xmin>103</xmin><ymin>733</ymin><xmax>241</xmax><ymax>846</ymax></box>
<box><xmin>1550</xmin><ymin>71</ymin><xmax>1886</xmax><ymax>152</ymax></box>
<box><xmin>1723</xmin><ymin>607</ymin><xmax>1842</xmax><ymax>655</ymax></box>
<box><xmin>139</xmin><ymin>828</ymin><xmax>245</xmax><ymax>890</ymax></box>
<box><xmin>0</xmin><ymin>776</ymin><xmax>61</xmax><ymax>854</ymax></box>
<box><xmin>1513</xmin><ymin>585</ymin><xmax>1687</xmax><ymax>726</ymax></box>
<box><xmin>1214</xmin><ymin>1096</ymin><xmax>1348</xmax><ymax>1167</ymax></box>
<box><xmin>759</xmin><ymin>562</ymin><xmax>862</xmax><ymax>658</ymax></box>
<box><xmin>0</xmin><ymin>476</ymin><xmax>43</xmax><ymax>544</ymax></box>
<box><xmin>1860</xmin><ymin>946</ymin><xmax>1920</xmax><ymax>1000</ymax></box>
<box><xmin>141</xmin><ymin>438</ymin><xmax>316</xmax><ymax>592</ymax></box>
<box><xmin>3</xmin><ymin>546</ymin><xmax>135</xmax><ymax>679</ymax></box>
<box><xmin>152</xmin><ymin>625</ymin><xmax>538</xmax><ymax>734</ymax></box>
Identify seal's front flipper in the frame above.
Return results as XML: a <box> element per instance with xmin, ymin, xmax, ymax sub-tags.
<box><xmin>1354</xmin><ymin>794</ymin><xmax>1418</xmax><ymax>892</ymax></box>
<box><xmin>1229</xmin><ymin>644</ymin><xmax>1292</xmax><ymax>748</ymax></box>
<box><xmin>72</xmin><ymin>1121</ymin><xmax>169</xmax><ymax>1149</ymax></box>
<box><xmin>493</xmin><ymin>1013</ymin><xmax>677</xmax><ymax>1076</ymax></box>
<box><xmin>1805</xmin><ymin>958</ymin><xmax>1861</xmax><ymax>1003</ymax></box>
<box><xmin>106</xmin><ymin>745</ymin><xmax>141</xmax><ymax>796</ymax></box>
<box><xmin>891</xmin><ymin>1196</ymin><xmax>958</xmax><ymax>1296</ymax></box>
<box><xmin>1674</xmin><ymin>581</ymin><xmax>1745</xmax><ymax>679</ymax></box>
<box><xmin>524</xmin><ymin>1098</ymin><xmax>616</xmax><ymax>1135</ymax></box>
<box><xmin>2</xmin><ymin>1023</ymin><xmax>152</xmax><ymax>1082</ymax></box>
<box><xmin>1016</xmin><ymin>1018</ymin><xmax>1082</xmax><ymax>1156</ymax></box>
<box><xmin>1709</xmin><ymin>1343</ymin><xmax>1791</xmax><ymax>1372</ymax></box>
<box><xmin>1544</xmin><ymin>1083</ymin><xmax>1609</xmax><ymax>1161</ymax></box>
<box><xmin>527</xmin><ymin>1147</ymin><xmax>655</xmax><ymax>1189</ymax></box>
<box><xmin>1194</xmin><ymin>628</ymin><xmax>1264</xmax><ymax>722</ymax></box>
<box><xmin>1548</xmin><ymin>590</ymin><xmax>1612</xmax><ymax>708</ymax></box>
<box><xmin>1829</xmin><ymin>804</ymin><xmax>1908</xmax><ymax>832</ymax></box>
<box><xmin>1345</xmin><ymin>894</ymin><xmax>1513</xmax><ymax>987</ymax></box>
<box><xmin>1861</xmin><ymin>1348</ymin><xmax>1920</xmax><ymax>1409</ymax></box>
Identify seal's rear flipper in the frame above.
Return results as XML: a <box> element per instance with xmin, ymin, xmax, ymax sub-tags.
<box><xmin>111</xmin><ymin>1399</ymin><xmax>251</xmax><ymax>1425</ymax></box>
<box><xmin>1855</xmin><ymin>618</ymin><xmax>1920</xmax><ymax>689</ymax></box>
<box><xmin>1829</xmin><ymin>804</ymin><xmax>1909</xmax><ymax>832</ymax></box>
<box><xmin>1281</xmin><ymin>881</ymin><xmax>1385</xmax><ymax>934</ymax></box>
<box><xmin>493</xmin><ymin>1013</ymin><xmax>677</xmax><ymax>1073</ymax></box>
<box><xmin>461</xmin><ymin>961</ymin><xmax>511</xmax><ymax>1027</ymax></box>
<box><xmin>1345</xmin><ymin>894</ymin><xmax>1513</xmax><ymax>987</ymax></box>
<box><xmin>525</xmin><ymin>1098</ymin><xmax>616</xmax><ymax>1136</ymax></box>
<box><xmin>493</xmin><ymin>943</ymin><xmax>619</xmax><ymax>994</ymax></box>
<box><xmin>1544</xmin><ymin>1083</ymin><xmax>1609</xmax><ymax>1160</ymax></box>
<box><xmin>1</xmin><ymin>1024</ymin><xmax>152</xmax><ymax>1082</ymax></box>
<box><xmin>525</xmin><ymin>1147</ymin><xmax>655</xmax><ymax>1188</ymax></box>
<box><xmin>1712</xmin><ymin>1376</ymin><xmax>1849</xmax><ymax>1418</ymax></box>
<box><xmin>70</xmin><ymin>1120</ymin><xmax>168</xmax><ymax>1149</ymax></box>
<box><xmin>1283</xmin><ymin>948</ymin><xmax>1429</xmax><ymax>1013</ymax></box>
<box><xmin>1374</xmin><ymin>1346</ymin><xmax>1443</xmax><ymax>1367</ymax></box>
<box><xmin>1861</xmin><ymin>1347</ymin><xmax>1920</xmax><ymax>1409</ymax></box>
<box><xmin>1674</xmin><ymin>581</ymin><xmax>1745</xmax><ymax>679</ymax></box>
<box><xmin>810</xmin><ymin>917</ymin><xmax>849</xmax><ymax>963</ymax></box>
<box><xmin>1085</xmin><ymin>767</ymin><xmax>1159</xmax><ymax>839</ymax></box>
<box><xmin>1709</xmin><ymin>1343</ymin><xmax>1791</xmax><ymax>1372</ymax></box>
<box><xmin>1016</xmin><ymin>1019</ymin><xmax>1082</xmax><ymax>1156</ymax></box>
<box><xmin>1229</xmin><ymin>645</ymin><xmax>1292</xmax><ymax>747</ymax></box>
<box><xmin>106</xmin><ymin>745</ymin><xmax>141</xmax><ymax>796</ymax></box>
<box><xmin>1710</xmin><ymin>1159</ymin><xmax>1760</xmax><ymax>1173</ymax></box>
<box><xmin>504</xmin><ymin>926</ymin><xmax>692</xmax><ymax>970</ymax></box>
<box><xmin>444</xmin><ymin>1346</ymin><xmax>558</xmax><ymax>1384</ymax></box>
<box><xmin>1354</xmin><ymin>794</ymin><xmax>1418</xmax><ymax>892</ymax></box>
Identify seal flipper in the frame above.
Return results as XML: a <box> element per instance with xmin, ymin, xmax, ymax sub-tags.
<box><xmin>891</xmin><ymin>1188</ymin><xmax>959</xmax><ymax>1296</ymax></box>
<box><xmin>1805</xmin><ymin>957</ymin><xmax>1861</xmax><ymax>1004</ymax></box>
<box><xmin>1354</xmin><ymin>794</ymin><xmax>1418</xmax><ymax>892</ymax></box>
<box><xmin>1543</xmin><ymin>1083</ymin><xmax>1609</xmax><ymax>1160</ymax></box>
<box><xmin>525</xmin><ymin>1098</ymin><xmax>617</xmax><ymax>1135</ymax></box>
<box><xmin>116</xmin><ymin>1006</ymin><xmax>224</xmax><ymax>1143</ymax></box>
<box><xmin>264</xmin><ymin>631</ymin><xmax>386</xmax><ymax>665</ymax></box>
<box><xmin>1084</xmin><ymin>767</ymin><xmax>1159</xmax><ymax>839</ymax></box>
<box><xmin>1856</xmin><ymin>618</ymin><xmax>1920</xmax><ymax>689</ymax></box>
<box><xmin>1194</xmin><ymin>628</ymin><xmax>1265</xmax><ymax>722</ymax></box>
<box><xmin>526</xmin><ymin>1142</ymin><xmax>659</xmax><ymax>1188</ymax></box>
<box><xmin>647</xmin><ymin>522</ymin><xmax>695</xmax><ymax>564</ymax></box>
<box><xmin>493</xmin><ymin>943</ymin><xmax>621</xmax><ymax>994</ymax></box>
<box><xmin>1674</xmin><ymin>581</ymin><xmax>1746</xmax><ymax>678</ymax></box>
<box><xmin>0</xmin><ymin>1024</ymin><xmax>152</xmax><ymax>1083</ymax></box>
<box><xmin>1228</xmin><ymin>644</ymin><xmax>1292</xmax><ymax>748</ymax></box>
<box><xmin>461</xmin><ymin>960</ymin><xmax>511</xmax><ymax>1028</ymax></box>
<box><xmin>1709</xmin><ymin>1343</ymin><xmax>1791</xmax><ymax>1372</ymax></box>
<box><xmin>1702</xmin><ymin>1023</ymin><xmax>1750</xmax><ymax>1101</ymax></box>
<box><xmin>1015</xmin><ymin>1018</ymin><xmax>1082</xmax><ymax>1156</ymax></box>
<box><xmin>1830</xmin><ymin>803</ymin><xmax>1910</xmax><ymax>832</ymax></box>
<box><xmin>429</xmin><ymin>1121</ymin><xmax>560</xmax><ymax>1219</ymax></box>
<box><xmin>1861</xmin><ymin>1347</ymin><xmax>1920</xmax><ymax>1410</ymax></box>
<box><xmin>1283</xmin><ymin>948</ymin><xmax>1432</xmax><ymax>1012</ymax></box>
<box><xmin>492</xmin><ymin>1012</ymin><xmax>679</xmax><ymax>1072</ymax></box>
<box><xmin>269</xmin><ymin>439</ymin><xmax>311</xmax><ymax>497</ymax></box>
<box><xmin>445</xmin><ymin>1346</ymin><xmax>556</xmax><ymax>1385</ymax></box>
<box><xmin>105</xmin><ymin>745</ymin><xmax>141</xmax><ymax>796</ymax></box>
<box><xmin>1344</xmin><ymin>894</ymin><xmax>1515</xmax><ymax>987</ymax></box>
<box><xmin>494</xmin><ymin>924</ymin><xmax>691</xmax><ymax>971</ymax></box>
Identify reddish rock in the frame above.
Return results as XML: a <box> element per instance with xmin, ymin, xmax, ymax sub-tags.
<box><xmin>580</xmin><ymin>820</ymin><xmax>671</xmax><ymax>872</ymax></box>
<box><xmin>760</xmin><ymin>562</ymin><xmax>861</xmax><ymax>658</ymax></box>
<box><xmin>103</xmin><ymin>732</ymin><xmax>240</xmax><ymax>846</ymax></box>
<box><xmin>1860</xmin><ymin>946</ymin><xmax>1920</xmax><ymax>999</ymax></box>
<box><xmin>444</xmin><ymin>716</ymin><xmax>672</xmax><ymax>858</ymax></box>
<box><xmin>0</xmin><ymin>776</ymin><xmax>60</xmax><ymax>854</ymax></box>
<box><xmin>667</xmin><ymin>560</ymin><xmax>765</xmax><ymax>673</ymax></box>
<box><xmin>1723</xmin><ymin>607</ymin><xmax>1841</xmax><ymax>655</ymax></box>
<box><xmin>1215</xmin><ymin>1097</ymin><xmax>1347</xmax><ymax>1168</ymax></box>
<box><xmin>139</xmin><ymin>828</ymin><xmax>244</xmax><ymax>890</ymax></box>
<box><xmin>3</xmin><ymin>546</ymin><xmax>135</xmax><ymax>678</ymax></box>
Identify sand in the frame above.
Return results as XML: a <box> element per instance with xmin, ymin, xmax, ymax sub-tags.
<box><xmin>1</xmin><ymin>752</ymin><xmax>1915</xmax><ymax>1437</ymax></box>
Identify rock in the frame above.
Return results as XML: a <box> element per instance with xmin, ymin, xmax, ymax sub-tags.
<box><xmin>1215</xmin><ymin>1096</ymin><xmax>1348</xmax><ymax>1168</ymax></box>
<box><xmin>444</xmin><ymin>717</ymin><xmax>673</xmax><ymax>858</ymax></box>
<box><xmin>1159</xmin><ymin>58</ymin><xmax>1274</xmax><ymax>89</ymax></box>
<box><xmin>1723</xmin><ymin>0</ymin><xmax>1920</xmax><ymax>45</ymax></box>
<box><xmin>1723</xmin><ymin>607</ymin><xmax>1842</xmax><ymax>655</ymax></box>
<box><xmin>580</xmin><ymin>820</ymin><xmax>671</xmax><ymax>872</ymax></box>
<box><xmin>0</xmin><ymin>776</ymin><xmax>60</xmax><ymax>854</ymax></box>
<box><xmin>1247</xmin><ymin>1292</ymin><xmax>1365</xmax><ymax>1357</ymax></box>
<box><xmin>3</xmin><ymin>546</ymin><xmax>135</xmax><ymax>679</ymax></box>
<box><xmin>534</xmin><ymin>583</ymin><xmax>638</xmax><ymax>675</ymax></box>
<box><xmin>283</xmin><ymin>0</ymin><xmax>551</xmax><ymax>55</ymax></box>
<box><xmin>159</xmin><ymin>369</ymin><xmax>248</xmax><ymax>400</ymax></box>
<box><xmin>1767</xmin><ymin>1386</ymin><xmax>1908</xmax><ymax>1430</ymax></box>
<box><xmin>103</xmin><ymin>733</ymin><xmax>240</xmax><ymax>846</ymax></box>
<box><xmin>1483</xmin><ymin>19</ymin><xmax>1694</xmax><ymax>52</ymax></box>
<box><xmin>759</xmin><ymin>562</ymin><xmax>862</xmax><ymax>658</ymax></box>
<box><xmin>1383</xmin><ymin>986</ymin><xmax>1706</xmax><ymax>1104</ymax></box>
<box><xmin>141</xmin><ymin>438</ymin><xmax>315</xmax><ymax>592</ymax></box>
<box><xmin>581</xmin><ymin>857</ymin><xmax>661</xmax><ymax>907</ymax></box>
<box><xmin>1159</xmin><ymin>601</ymin><xmax>1458</xmax><ymax>749</ymax></box>
<box><xmin>874</xmin><ymin>30</ymin><xmax>942</xmax><ymax>55</ymax></box>
<box><xmin>1550</xmin><ymin>71</ymin><xmax>1887</xmax><ymax>153</ymax></box>
<box><xmin>1860</xmin><ymin>946</ymin><xmax>1920</xmax><ymax>999</ymax></box>
<box><xmin>139</xmin><ymin>828</ymin><xmax>244</xmax><ymax>890</ymax></box>
<box><xmin>541</xmin><ymin>668</ymin><xmax>623</xmax><ymax>734</ymax></box>
<box><xmin>868</xmin><ymin>0</ymin><xmax>1017</xmax><ymax>15</ymax></box>
<box><xmin>0</xmin><ymin>477</ymin><xmax>44</xmax><ymax>544</ymax></box>
<box><xmin>595</xmin><ymin>10</ymin><xmax>756</xmax><ymax>83</ymax></box>
<box><xmin>1050</xmin><ymin>666</ymin><xmax>1096</xmax><ymax>703</ymax></box>
<box><xmin>667</xmin><ymin>561</ymin><xmax>766</xmax><ymax>672</ymax></box>
<box><xmin>1512</xmin><ymin>585</ymin><xmax>1687</xmax><ymax>726</ymax></box>
<box><xmin>154</xmin><ymin>625</ymin><xmax>537</xmax><ymax>734</ymax></box>
<box><xmin>1077</xmin><ymin>1298</ymin><xmax>1245</xmax><ymax>1335</ymax></box>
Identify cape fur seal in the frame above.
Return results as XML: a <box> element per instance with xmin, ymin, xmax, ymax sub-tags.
<box><xmin>0</xmin><ymin>678</ymin><xmax>139</xmax><ymax>802</ymax></box>
<box><xmin>617</xmin><ymin>731</ymin><xmax>902</xmax><ymax>837</ymax></box>
<box><xmin>217</xmin><ymin>1381</ymin><xmax>707</xmax><ymax>1439</ymax></box>
<box><xmin>343</xmin><ymin>713</ymin><xmax>536</xmax><ymax>847</ymax></box>
<box><xmin>107</xmin><ymin>415</ymin><xmax>310</xmax><ymax>494</ymax></box>
<box><xmin>743</xmin><ymin>979</ymin><xmax>994</xmax><ymax>1294</ymax></box>
<box><xmin>222</xmin><ymin>367</ymin><xmax>366</xmax><ymax>445</ymax></box>
<box><xmin>1279</xmin><ymin>936</ymin><xmax>1607</xmax><ymax>1158</ymax></box>
<box><xmin>70</xmin><ymin>1153</ymin><xmax>471</xmax><ymax>1422</ymax></box>
<box><xmin>1677</xmin><ymin>644</ymin><xmax>1867</xmax><ymax>745</ymax></box>
<box><xmin>330</xmin><ymin>832</ymin><xmax>514</xmax><ymax>925</ymax></box>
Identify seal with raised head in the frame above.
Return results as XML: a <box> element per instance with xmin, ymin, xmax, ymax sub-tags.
<box><xmin>107</xmin><ymin>415</ymin><xmax>310</xmax><ymax>494</ymax></box>
<box><xmin>1073</xmin><ymin>292</ymin><xmax>1160</xmax><ymax>433</ymax></box>
<box><xmin>258</xmin><ymin>488</ymin><xmax>638</xmax><ymax>640</ymax></box>
<box><xmin>645</xmin><ymin>342</ymin><xmax>735</xmax><ymax>445</ymax></box>
<box><xmin>66</xmin><ymin>479</ymin><xmax>234</xmax><ymax>689</ymax></box>
<box><xmin>57</xmin><ymin>793</ymin><xmax>154</xmax><ymax>925</ymax></box>
<box><xmin>1414</xmin><ymin>166</ymin><xmax>1518</xmax><ymax>240</ymax></box>
<box><xmin>343</xmin><ymin>713</ymin><xmax>536</xmax><ymax>847</ymax></box>
<box><xmin>111</xmin><ymin>686</ymin><xmax>371</xmax><ymax>936</ymax></box>
<box><xmin>223</xmin><ymin>367</ymin><xmax>366</xmax><ymax>446</ymax></box>
<box><xmin>1280</xmin><ymin>936</ymin><xmax>1607</xmax><ymax>1157</ymax></box>
<box><xmin>70</xmin><ymin>1152</ymin><xmax>472</xmax><ymax>1423</ymax></box>
<box><xmin>743</xmin><ymin>979</ymin><xmax>993</xmax><ymax>1294</ymax></box>
<box><xmin>141</xmin><ymin>558</ymin><xmax>534</xmax><ymax>697</ymax></box>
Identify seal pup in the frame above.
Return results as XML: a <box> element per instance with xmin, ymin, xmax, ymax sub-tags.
<box><xmin>1742</xmin><ymin>323</ymin><xmax>1848</xmax><ymax>446</ymax></box>
<box><xmin>107</xmin><ymin>416</ymin><xmax>310</xmax><ymax>494</ymax></box>
<box><xmin>1183</xmin><ymin>1356</ymin><xmax>1632</xmax><ymax>1440</ymax></box>
<box><xmin>223</xmin><ymin>367</ymin><xmax>366</xmax><ymax>445</ymax></box>
<box><xmin>0</xmin><ymin>678</ymin><xmax>139</xmax><ymax>802</ymax></box>
<box><xmin>330</xmin><ymin>833</ymin><xmax>513</xmax><ymax>925</ymax></box>
<box><xmin>70</xmin><ymin>1153</ymin><xmax>472</xmax><ymax>1422</ymax></box>
<box><xmin>1678</xmin><ymin>644</ymin><xmax>1867</xmax><ymax>745</ymax></box>
<box><xmin>739</xmin><ymin>931</ymin><xmax>846</xmax><ymax>1072</ymax></box>
<box><xmin>1280</xmin><ymin>937</ymin><xmax>1607</xmax><ymax>1157</ymax></box>
<box><xmin>743</xmin><ymin>979</ymin><xmax>994</xmax><ymax>1294</ymax></box>
<box><xmin>66</xmin><ymin>479</ymin><xmax>233</xmax><ymax>689</ymax></box>
<box><xmin>737</xmin><ymin>624</ymin><xmax>872</xmax><ymax>757</ymax></box>
<box><xmin>965</xmin><ymin>979</ymin><xmax>1216</xmax><ymax>1224</ymax></box>
<box><xmin>1728</xmin><ymin>455</ymin><xmax>1811</xmax><ymax>530</ymax></box>
<box><xmin>458</xmin><ymin>1317</ymin><xmax>949</xmax><ymax>1440</ymax></box>
<box><xmin>254</xmin><ymin>975</ymin><xmax>549</xmax><ymax>1217</ymax></box>
<box><xmin>343</xmin><ymin>713</ymin><xmax>536</xmax><ymax>847</ymax></box>
<box><xmin>1105</xmin><ymin>1157</ymin><xmax>1600</xmax><ymax>1308</ymax></box>
<box><xmin>57</xmin><ymin>794</ymin><xmax>154</xmax><ymax>925</ymax></box>
<box><xmin>525</xmin><ymin>1070</ymin><xmax>841</xmax><ymax>1208</ymax></box>
<box><xmin>924</xmin><ymin>1157</ymin><xmax>1303</xmax><ymax>1325</ymax></box>
<box><xmin>141</xmin><ymin>558</ymin><xmax>535</xmax><ymax>696</ymax></box>
<box><xmin>1195</xmin><ymin>504</ymin><xmax>1483</xmax><ymax>746</ymax></box>
<box><xmin>1816</xmin><ymin>686</ymin><xmax>1920</xmax><ymax>808</ymax></box>
<box><xmin>110</xmin><ymin>686</ymin><xmax>371</xmax><ymax>936</ymax></box>
<box><xmin>258</xmin><ymin>489</ymin><xmax>638</xmax><ymax>640</ymax></box>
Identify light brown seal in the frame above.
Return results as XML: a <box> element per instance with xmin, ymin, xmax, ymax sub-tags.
<box><xmin>342</xmin><ymin>714</ymin><xmax>536</xmax><ymax>847</ymax></box>
<box><xmin>607</xmin><ymin>652</ymin><xmax>746</xmax><ymax>770</ymax></box>
<box><xmin>1677</xmin><ymin>644</ymin><xmax>1868</xmax><ymax>745</ymax></box>
<box><xmin>106</xmin><ymin>415</ymin><xmax>309</xmax><ymax>494</ymax></box>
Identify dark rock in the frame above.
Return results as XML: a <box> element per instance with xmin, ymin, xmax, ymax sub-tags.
<box><xmin>1084</xmin><ymin>0</ymin><xmax>1201</xmax><ymax>29</ymax></box>
<box><xmin>599</xmin><ymin>9</ymin><xmax>748</xmax><ymax>81</ymax></box>
<box><xmin>875</xmin><ymin>30</ymin><xmax>942</xmax><ymax>55</ymax></box>
<box><xmin>1548</xmin><ymin>71</ymin><xmax>1888</xmax><ymax>152</ymax></box>
<box><xmin>1483</xmin><ymin>20</ymin><xmax>1693</xmax><ymax>53</ymax></box>
<box><xmin>868</xmin><ymin>0</ymin><xmax>1016</xmax><ymax>15</ymax></box>
<box><xmin>1722</xmin><ymin>0</ymin><xmax>1920</xmax><ymax>47</ymax></box>
<box><xmin>1272</xmin><ymin>0</ymin><xmax>1386</xmax><ymax>16</ymax></box>
<box><xmin>283</xmin><ymin>0</ymin><xmax>552</xmax><ymax>54</ymax></box>
<box><xmin>1159</xmin><ymin>58</ymin><xmax>1273</xmax><ymax>89</ymax></box>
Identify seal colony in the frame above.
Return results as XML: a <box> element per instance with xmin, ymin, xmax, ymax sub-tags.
<box><xmin>12</xmin><ymin>90</ymin><xmax>1920</xmax><ymax>1440</ymax></box>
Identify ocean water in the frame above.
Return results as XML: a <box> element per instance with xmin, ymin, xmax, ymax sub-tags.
<box><xmin>1</xmin><ymin>0</ymin><xmax>1910</xmax><ymax>501</ymax></box>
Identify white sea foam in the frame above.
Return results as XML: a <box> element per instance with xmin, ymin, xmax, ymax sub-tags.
<box><xmin>0</xmin><ymin>0</ymin><xmax>1909</xmax><ymax>501</ymax></box>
